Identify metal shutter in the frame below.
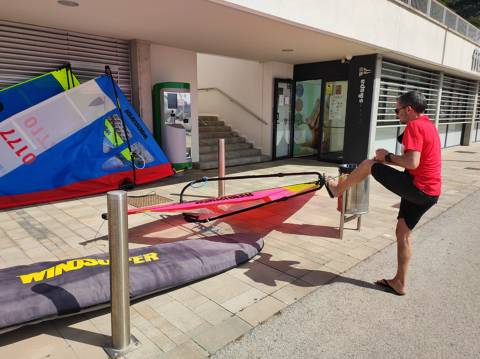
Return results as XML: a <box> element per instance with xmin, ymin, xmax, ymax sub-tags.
<box><xmin>0</xmin><ymin>20</ymin><xmax>131</xmax><ymax>99</ymax></box>
<box><xmin>476</xmin><ymin>93</ymin><xmax>480</xmax><ymax>124</ymax></box>
<box><xmin>439</xmin><ymin>75</ymin><xmax>476</xmax><ymax>125</ymax></box>
<box><xmin>377</xmin><ymin>60</ymin><xmax>440</xmax><ymax>127</ymax></box>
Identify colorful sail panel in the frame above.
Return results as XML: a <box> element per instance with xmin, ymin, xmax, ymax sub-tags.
<box><xmin>0</xmin><ymin>67</ymin><xmax>79</xmax><ymax>123</ymax></box>
<box><xmin>128</xmin><ymin>181</ymin><xmax>322</xmax><ymax>222</ymax></box>
<box><xmin>0</xmin><ymin>75</ymin><xmax>173</xmax><ymax>209</ymax></box>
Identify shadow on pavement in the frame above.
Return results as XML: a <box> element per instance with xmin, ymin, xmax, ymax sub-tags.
<box><xmin>245</xmin><ymin>252</ymin><xmax>385</xmax><ymax>293</ymax></box>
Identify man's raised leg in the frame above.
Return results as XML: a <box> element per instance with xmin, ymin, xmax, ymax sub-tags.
<box><xmin>327</xmin><ymin>159</ymin><xmax>377</xmax><ymax>197</ymax></box>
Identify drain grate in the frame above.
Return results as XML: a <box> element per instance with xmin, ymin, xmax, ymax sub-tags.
<box><xmin>127</xmin><ymin>194</ymin><xmax>172</xmax><ymax>208</ymax></box>
<box><xmin>464</xmin><ymin>167</ymin><xmax>480</xmax><ymax>171</ymax></box>
<box><xmin>455</xmin><ymin>151</ymin><xmax>477</xmax><ymax>154</ymax></box>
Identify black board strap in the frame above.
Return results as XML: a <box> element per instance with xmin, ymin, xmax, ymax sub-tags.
<box><xmin>105</xmin><ymin>65</ymin><xmax>136</xmax><ymax>188</ymax></box>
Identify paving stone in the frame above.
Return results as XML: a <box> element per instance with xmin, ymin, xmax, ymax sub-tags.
<box><xmin>193</xmin><ymin>300</ymin><xmax>233</xmax><ymax>325</ymax></box>
<box><xmin>221</xmin><ymin>287</ymin><xmax>268</xmax><ymax>313</ymax></box>
<box><xmin>168</xmin><ymin>286</ymin><xmax>210</xmax><ymax>311</ymax></box>
<box><xmin>136</xmin><ymin>323</ymin><xmax>176</xmax><ymax>353</ymax></box>
<box><xmin>300</xmin><ymin>267</ymin><xmax>339</xmax><ymax>286</ymax></box>
<box><xmin>346</xmin><ymin>244</ymin><xmax>380</xmax><ymax>260</ymax></box>
<box><xmin>0</xmin><ymin>235</ymin><xmax>16</xmax><ymax>250</ymax></box>
<box><xmin>0</xmin><ymin>322</ymin><xmax>71</xmax><ymax>359</ymax></box>
<box><xmin>236</xmin><ymin>295</ymin><xmax>287</xmax><ymax>326</ymax></box>
<box><xmin>153</xmin><ymin>301</ymin><xmax>205</xmax><ymax>333</ymax></box>
<box><xmin>271</xmin><ymin>279</ymin><xmax>316</xmax><ymax>304</ymax></box>
<box><xmin>324</xmin><ymin>256</ymin><xmax>360</xmax><ymax>273</ymax></box>
<box><xmin>127</xmin><ymin>327</ymin><xmax>165</xmax><ymax>359</ymax></box>
<box><xmin>149</xmin><ymin>316</ymin><xmax>190</xmax><ymax>345</ymax></box>
<box><xmin>191</xmin><ymin>316</ymin><xmax>252</xmax><ymax>354</ymax></box>
<box><xmin>228</xmin><ymin>260</ymin><xmax>296</xmax><ymax>294</ymax></box>
<box><xmin>53</xmin><ymin>319</ymin><xmax>110</xmax><ymax>359</ymax></box>
<box><xmin>190</xmin><ymin>273</ymin><xmax>254</xmax><ymax>303</ymax></box>
<box><xmin>161</xmin><ymin>339</ymin><xmax>208</xmax><ymax>359</ymax></box>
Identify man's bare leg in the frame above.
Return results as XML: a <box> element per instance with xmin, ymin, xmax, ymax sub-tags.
<box><xmin>392</xmin><ymin>218</ymin><xmax>411</xmax><ymax>294</ymax></box>
<box><xmin>327</xmin><ymin>159</ymin><xmax>377</xmax><ymax>197</ymax></box>
<box><xmin>377</xmin><ymin>218</ymin><xmax>411</xmax><ymax>295</ymax></box>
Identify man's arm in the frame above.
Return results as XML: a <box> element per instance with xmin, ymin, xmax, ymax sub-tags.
<box><xmin>376</xmin><ymin>148</ymin><xmax>420</xmax><ymax>170</ymax></box>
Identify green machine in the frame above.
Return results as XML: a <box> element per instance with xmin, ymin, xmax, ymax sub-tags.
<box><xmin>152</xmin><ymin>82</ymin><xmax>192</xmax><ymax>170</ymax></box>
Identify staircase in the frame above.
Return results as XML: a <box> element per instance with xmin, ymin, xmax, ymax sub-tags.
<box><xmin>198</xmin><ymin>115</ymin><xmax>268</xmax><ymax>170</ymax></box>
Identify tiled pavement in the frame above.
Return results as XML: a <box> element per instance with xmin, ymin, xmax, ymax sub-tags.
<box><xmin>1</xmin><ymin>143</ymin><xmax>480</xmax><ymax>358</ymax></box>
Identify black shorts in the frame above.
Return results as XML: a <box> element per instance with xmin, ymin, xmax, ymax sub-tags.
<box><xmin>371</xmin><ymin>163</ymin><xmax>438</xmax><ymax>230</ymax></box>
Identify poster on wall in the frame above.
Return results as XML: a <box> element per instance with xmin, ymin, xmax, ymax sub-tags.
<box><xmin>293</xmin><ymin>80</ymin><xmax>322</xmax><ymax>157</ymax></box>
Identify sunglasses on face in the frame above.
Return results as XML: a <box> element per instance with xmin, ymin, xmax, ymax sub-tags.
<box><xmin>395</xmin><ymin>105</ymin><xmax>408</xmax><ymax>114</ymax></box>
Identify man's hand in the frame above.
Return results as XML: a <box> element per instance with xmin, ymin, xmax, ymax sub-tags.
<box><xmin>374</xmin><ymin>149</ymin><xmax>420</xmax><ymax>169</ymax></box>
<box><xmin>375</xmin><ymin>148</ymin><xmax>389</xmax><ymax>162</ymax></box>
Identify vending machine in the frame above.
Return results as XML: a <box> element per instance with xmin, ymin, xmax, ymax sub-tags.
<box><xmin>152</xmin><ymin>82</ymin><xmax>192</xmax><ymax>170</ymax></box>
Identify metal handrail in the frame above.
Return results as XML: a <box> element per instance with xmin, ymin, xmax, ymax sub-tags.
<box><xmin>198</xmin><ymin>87</ymin><xmax>268</xmax><ymax>125</ymax></box>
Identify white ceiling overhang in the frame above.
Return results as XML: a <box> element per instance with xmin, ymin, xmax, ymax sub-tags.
<box><xmin>1</xmin><ymin>0</ymin><xmax>377</xmax><ymax>64</ymax></box>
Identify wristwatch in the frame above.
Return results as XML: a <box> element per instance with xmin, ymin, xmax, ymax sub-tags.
<box><xmin>385</xmin><ymin>152</ymin><xmax>394</xmax><ymax>163</ymax></box>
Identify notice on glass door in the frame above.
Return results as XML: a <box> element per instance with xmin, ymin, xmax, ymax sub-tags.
<box><xmin>328</xmin><ymin>83</ymin><xmax>348</xmax><ymax>126</ymax></box>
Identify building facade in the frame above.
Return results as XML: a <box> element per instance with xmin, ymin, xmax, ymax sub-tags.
<box><xmin>1</xmin><ymin>0</ymin><xmax>479</xmax><ymax>167</ymax></box>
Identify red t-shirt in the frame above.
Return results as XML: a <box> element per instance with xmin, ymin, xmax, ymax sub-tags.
<box><xmin>402</xmin><ymin>115</ymin><xmax>442</xmax><ymax>196</ymax></box>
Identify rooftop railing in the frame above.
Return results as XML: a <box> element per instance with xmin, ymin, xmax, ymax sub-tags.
<box><xmin>395</xmin><ymin>0</ymin><xmax>480</xmax><ymax>44</ymax></box>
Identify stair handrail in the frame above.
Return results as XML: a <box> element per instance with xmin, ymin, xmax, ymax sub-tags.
<box><xmin>198</xmin><ymin>87</ymin><xmax>268</xmax><ymax>125</ymax></box>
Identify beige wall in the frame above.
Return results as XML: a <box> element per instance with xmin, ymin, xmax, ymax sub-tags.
<box><xmin>130</xmin><ymin>40</ymin><xmax>153</xmax><ymax>132</ymax></box>
<box><xmin>198</xmin><ymin>53</ymin><xmax>292</xmax><ymax>155</ymax></box>
<box><xmin>150</xmin><ymin>44</ymin><xmax>199</xmax><ymax>162</ymax></box>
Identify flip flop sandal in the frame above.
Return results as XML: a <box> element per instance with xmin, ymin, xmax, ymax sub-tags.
<box><xmin>374</xmin><ymin>279</ymin><xmax>406</xmax><ymax>296</ymax></box>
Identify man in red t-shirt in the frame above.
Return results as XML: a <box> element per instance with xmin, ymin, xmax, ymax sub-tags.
<box><xmin>325</xmin><ymin>91</ymin><xmax>441</xmax><ymax>295</ymax></box>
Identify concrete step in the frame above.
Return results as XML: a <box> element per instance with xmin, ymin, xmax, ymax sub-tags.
<box><xmin>197</xmin><ymin>114</ymin><xmax>266</xmax><ymax>170</ymax></box>
<box><xmin>199</xmin><ymin>125</ymin><xmax>231</xmax><ymax>133</ymax></box>
<box><xmin>199</xmin><ymin>131</ymin><xmax>238</xmax><ymax>139</ymax></box>
<box><xmin>200</xmin><ymin>148</ymin><xmax>261</xmax><ymax>161</ymax></box>
<box><xmin>199</xmin><ymin>154</ymin><xmax>268</xmax><ymax>170</ymax></box>
<box><xmin>200</xmin><ymin>142</ymin><xmax>253</xmax><ymax>153</ymax></box>
<box><xmin>199</xmin><ymin>115</ymin><xmax>220</xmax><ymax>121</ymax></box>
<box><xmin>200</xmin><ymin>136</ymin><xmax>246</xmax><ymax>145</ymax></box>
<box><xmin>199</xmin><ymin>116</ymin><xmax>223</xmax><ymax>126</ymax></box>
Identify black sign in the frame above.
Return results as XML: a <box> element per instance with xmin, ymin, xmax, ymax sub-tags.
<box><xmin>343</xmin><ymin>54</ymin><xmax>377</xmax><ymax>164</ymax></box>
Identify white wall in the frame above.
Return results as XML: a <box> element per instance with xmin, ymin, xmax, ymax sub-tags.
<box><xmin>221</xmin><ymin>0</ymin><xmax>479</xmax><ymax>76</ymax></box>
<box><xmin>197</xmin><ymin>53</ymin><xmax>292</xmax><ymax>155</ymax></box>
<box><xmin>443</xmin><ymin>31</ymin><xmax>478</xmax><ymax>72</ymax></box>
<box><xmin>150</xmin><ymin>44</ymin><xmax>199</xmax><ymax>161</ymax></box>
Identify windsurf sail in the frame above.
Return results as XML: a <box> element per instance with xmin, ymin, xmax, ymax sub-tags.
<box><xmin>121</xmin><ymin>172</ymin><xmax>325</xmax><ymax>223</ymax></box>
<box><xmin>0</xmin><ymin>74</ymin><xmax>173</xmax><ymax>209</ymax></box>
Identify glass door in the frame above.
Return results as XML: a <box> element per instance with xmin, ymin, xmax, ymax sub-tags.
<box><xmin>272</xmin><ymin>79</ymin><xmax>293</xmax><ymax>159</ymax></box>
<box><xmin>292</xmin><ymin>79</ymin><xmax>322</xmax><ymax>157</ymax></box>
<box><xmin>319</xmin><ymin>80</ymin><xmax>348</xmax><ymax>161</ymax></box>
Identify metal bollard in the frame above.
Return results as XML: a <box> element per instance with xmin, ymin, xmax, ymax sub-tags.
<box><xmin>218</xmin><ymin>138</ymin><xmax>225</xmax><ymax>197</ymax></box>
<box><xmin>103</xmin><ymin>191</ymin><xmax>139</xmax><ymax>358</ymax></box>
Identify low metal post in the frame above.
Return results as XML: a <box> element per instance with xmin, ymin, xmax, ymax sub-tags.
<box><xmin>357</xmin><ymin>215</ymin><xmax>362</xmax><ymax>231</ymax></box>
<box><xmin>339</xmin><ymin>192</ymin><xmax>346</xmax><ymax>240</ymax></box>
<box><xmin>218</xmin><ymin>138</ymin><xmax>225</xmax><ymax>197</ymax></box>
<box><xmin>103</xmin><ymin>191</ymin><xmax>139</xmax><ymax>358</ymax></box>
